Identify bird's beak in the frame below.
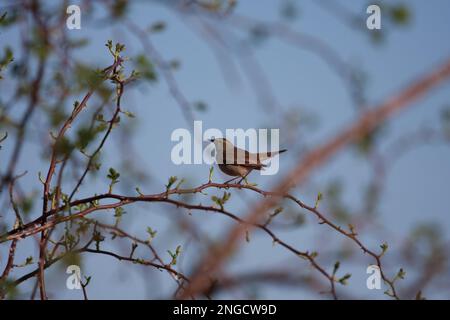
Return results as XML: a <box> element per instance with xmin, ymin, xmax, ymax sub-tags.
<box><xmin>209</xmin><ymin>139</ymin><xmax>214</xmax><ymax>142</ymax></box>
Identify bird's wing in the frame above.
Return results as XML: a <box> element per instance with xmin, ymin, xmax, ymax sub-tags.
<box><xmin>223</xmin><ymin>143</ymin><xmax>264</xmax><ymax>167</ymax></box>
<box><xmin>216</xmin><ymin>141</ymin><xmax>285</xmax><ymax>168</ymax></box>
<box><xmin>216</xmin><ymin>142</ymin><xmax>260</xmax><ymax>166</ymax></box>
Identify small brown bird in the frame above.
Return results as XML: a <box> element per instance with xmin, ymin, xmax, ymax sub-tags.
<box><xmin>210</xmin><ymin>138</ymin><xmax>287</xmax><ymax>183</ymax></box>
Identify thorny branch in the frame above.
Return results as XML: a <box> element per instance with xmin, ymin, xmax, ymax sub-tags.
<box><xmin>0</xmin><ymin>180</ymin><xmax>427</xmax><ymax>299</ymax></box>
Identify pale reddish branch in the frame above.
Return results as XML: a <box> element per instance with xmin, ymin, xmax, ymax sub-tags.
<box><xmin>0</xmin><ymin>177</ymin><xmax>442</xmax><ymax>299</ymax></box>
<box><xmin>68</xmin><ymin>81</ymin><xmax>124</xmax><ymax>202</ymax></box>
<box><xmin>8</xmin><ymin>172</ymin><xmax>27</xmax><ymax>227</ymax></box>
<box><xmin>42</xmin><ymin>58</ymin><xmax>123</xmax><ymax>211</ymax></box>
<box><xmin>82</xmin><ymin>218</ymin><xmax>190</xmax><ymax>294</ymax></box>
<box><xmin>53</xmin><ymin>155</ymin><xmax>70</xmax><ymax>216</ymax></box>
<box><xmin>0</xmin><ymin>243</ymin><xmax>18</xmax><ymax>299</ymax></box>
<box><xmin>37</xmin><ymin>57</ymin><xmax>124</xmax><ymax>300</ymax></box>
<box><xmin>0</xmin><ymin>182</ymin><xmax>380</xmax><ymax>298</ymax></box>
<box><xmin>0</xmin><ymin>172</ymin><xmax>28</xmax><ymax>299</ymax></box>
<box><xmin>42</xmin><ymin>90</ymin><xmax>94</xmax><ymax>206</ymax></box>
<box><xmin>11</xmin><ymin>234</ymin><xmax>96</xmax><ymax>288</ymax></box>
<box><xmin>179</xmin><ymin>57</ymin><xmax>450</xmax><ymax>299</ymax></box>
<box><xmin>35</xmin><ymin>75</ymin><xmax>127</xmax><ymax>299</ymax></box>
<box><xmin>0</xmin><ymin>240</ymin><xmax>18</xmax><ymax>287</ymax></box>
<box><xmin>2</xmin><ymin>182</ymin><xmax>338</xmax><ymax>298</ymax></box>
<box><xmin>82</xmin><ymin>248</ymin><xmax>189</xmax><ymax>281</ymax></box>
<box><xmin>11</xmin><ymin>237</ymin><xmax>189</xmax><ymax>291</ymax></box>
<box><xmin>37</xmin><ymin>230</ymin><xmax>48</xmax><ymax>299</ymax></box>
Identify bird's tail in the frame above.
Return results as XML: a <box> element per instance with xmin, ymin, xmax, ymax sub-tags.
<box><xmin>257</xmin><ymin>149</ymin><xmax>287</xmax><ymax>162</ymax></box>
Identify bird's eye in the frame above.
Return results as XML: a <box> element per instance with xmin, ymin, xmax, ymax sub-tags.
<box><xmin>209</xmin><ymin>138</ymin><xmax>215</xmax><ymax>142</ymax></box>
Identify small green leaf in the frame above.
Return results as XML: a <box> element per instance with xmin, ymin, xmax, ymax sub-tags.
<box><xmin>348</xmin><ymin>223</ymin><xmax>357</xmax><ymax>235</ymax></box>
<box><xmin>134</xmin><ymin>54</ymin><xmax>157</xmax><ymax>82</ymax></box>
<box><xmin>273</xmin><ymin>207</ymin><xmax>283</xmax><ymax>215</ymax></box>
<box><xmin>166</xmin><ymin>176</ymin><xmax>178</xmax><ymax>191</ymax></box>
<box><xmin>96</xmin><ymin>114</ymin><xmax>105</xmax><ymax>122</ymax></box>
<box><xmin>114</xmin><ymin>207</ymin><xmax>126</xmax><ymax>225</ymax></box>
<box><xmin>0</xmin><ymin>47</ymin><xmax>14</xmax><ymax>80</ymax></box>
<box><xmin>390</xmin><ymin>5</ymin><xmax>410</xmax><ymax>25</ymax></box>
<box><xmin>314</xmin><ymin>192</ymin><xmax>323</xmax><ymax>209</ymax></box>
<box><xmin>135</xmin><ymin>187</ymin><xmax>144</xmax><ymax>196</ymax></box>
<box><xmin>146</xmin><ymin>227</ymin><xmax>157</xmax><ymax>240</ymax></box>
<box><xmin>380</xmin><ymin>242</ymin><xmax>388</xmax><ymax>256</ymax></box>
<box><xmin>107</xmin><ymin>168</ymin><xmax>120</xmax><ymax>192</ymax></box>
<box><xmin>333</xmin><ymin>261</ymin><xmax>340</xmax><ymax>274</ymax></box>
<box><xmin>106</xmin><ymin>40</ymin><xmax>113</xmax><ymax>50</ymax></box>
<box><xmin>208</xmin><ymin>166</ymin><xmax>214</xmax><ymax>182</ymax></box>
<box><xmin>121</xmin><ymin>110</ymin><xmax>135</xmax><ymax>118</ymax></box>
<box><xmin>167</xmin><ymin>245</ymin><xmax>182</xmax><ymax>265</ymax></box>
<box><xmin>397</xmin><ymin>268</ymin><xmax>406</xmax><ymax>280</ymax></box>
<box><xmin>211</xmin><ymin>191</ymin><xmax>231</xmax><ymax>210</ymax></box>
<box><xmin>338</xmin><ymin>273</ymin><xmax>352</xmax><ymax>285</ymax></box>
<box><xmin>0</xmin><ymin>12</ymin><xmax>7</xmax><ymax>23</ymax></box>
<box><xmin>93</xmin><ymin>230</ymin><xmax>105</xmax><ymax>250</ymax></box>
<box><xmin>25</xmin><ymin>256</ymin><xmax>33</xmax><ymax>265</ymax></box>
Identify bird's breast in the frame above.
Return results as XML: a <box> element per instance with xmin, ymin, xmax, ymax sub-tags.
<box><xmin>218</xmin><ymin>164</ymin><xmax>250</xmax><ymax>177</ymax></box>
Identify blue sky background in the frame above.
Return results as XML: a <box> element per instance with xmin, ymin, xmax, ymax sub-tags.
<box><xmin>1</xmin><ymin>0</ymin><xmax>450</xmax><ymax>299</ymax></box>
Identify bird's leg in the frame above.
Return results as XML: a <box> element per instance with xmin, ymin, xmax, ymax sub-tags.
<box><xmin>237</xmin><ymin>171</ymin><xmax>251</xmax><ymax>185</ymax></box>
<box><xmin>224</xmin><ymin>177</ymin><xmax>239</xmax><ymax>184</ymax></box>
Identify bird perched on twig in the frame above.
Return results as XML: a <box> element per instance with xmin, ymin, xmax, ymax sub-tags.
<box><xmin>209</xmin><ymin>138</ymin><xmax>287</xmax><ymax>184</ymax></box>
